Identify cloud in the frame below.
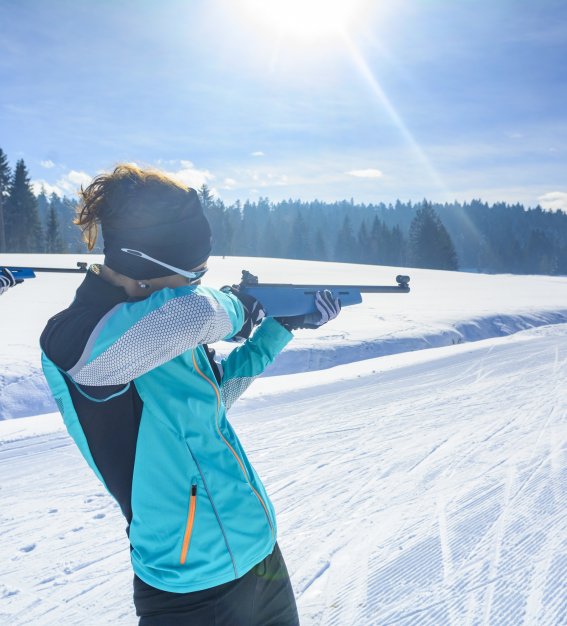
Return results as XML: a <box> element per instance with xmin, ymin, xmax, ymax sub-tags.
<box><xmin>67</xmin><ymin>170</ymin><xmax>92</xmax><ymax>185</ymax></box>
<box><xmin>346</xmin><ymin>168</ymin><xmax>384</xmax><ymax>179</ymax></box>
<box><xmin>221</xmin><ymin>178</ymin><xmax>237</xmax><ymax>189</ymax></box>
<box><xmin>251</xmin><ymin>151</ymin><xmax>265</xmax><ymax>157</ymax></box>
<box><xmin>31</xmin><ymin>170</ymin><xmax>92</xmax><ymax>197</ymax></box>
<box><xmin>244</xmin><ymin>169</ymin><xmax>290</xmax><ymax>188</ymax></box>
<box><xmin>40</xmin><ymin>160</ymin><xmax>55</xmax><ymax>169</ymax></box>
<box><xmin>31</xmin><ymin>180</ymin><xmax>62</xmax><ymax>197</ymax></box>
<box><xmin>538</xmin><ymin>191</ymin><xmax>567</xmax><ymax>212</ymax></box>
<box><xmin>58</xmin><ymin>170</ymin><xmax>92</xmax><ymax>194</ymax></box>
<box><xmin>165</xmin><ymin>160</ymin><xmax>215</xmax><ymax>190</ymax></box>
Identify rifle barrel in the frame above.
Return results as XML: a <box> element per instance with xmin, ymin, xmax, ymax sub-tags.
<box><xmin>243</xmin><ymin>284</ymin><xmax>409</xmax><ymax>293</ymax></box>
<box><xmin>240</xmin><ymin>274</ymin><xmax>410</xmax><ymax>293</ymax></box>
<box><xmin>9</xmin><ymin>263</ymin><xmax>88</xmax><ymax>274</ymax></box>
<box><xmin>20</xmin><ymin>267</ymin><xmax>87</xmax><ymax>273</ymax></box>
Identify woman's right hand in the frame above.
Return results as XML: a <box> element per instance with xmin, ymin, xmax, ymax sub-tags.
<box><xmin>221</xmin><ymin>286</ymin><xmax>266</xmax><ymax>342</ymax></box>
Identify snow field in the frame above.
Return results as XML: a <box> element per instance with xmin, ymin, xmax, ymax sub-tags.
<box><xmin>241</xmin><ymin>327</ymin><xmax>567</xmax><ymax>625</ymax></box>
<box><xmin>1</xmin><ymin>255</ymin><xmax>567</xmax><ymax>624</ymax></box>
<box><xmin>2</xmin><ymin>254</ymin><xmax>567</xmax><ymax>420</ymax></box>
<box><xmin>1</xmin><ymin>325</ymin><xmax>566</xmax><ymax>624</ymax></box>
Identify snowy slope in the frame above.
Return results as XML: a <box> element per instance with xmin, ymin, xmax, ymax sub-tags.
<box><xmin>2</xmin><ymin>254</ymin><xmax>567</xmax><ymax>419</ymax></box>
<box><xmin>0</xmin><ymin>256</ymin><xmax>566</xmax><ymax>625</ymax></box>
<box><xmin>1</xmin><ymin>326</ymin><xmax>566</xmax><ymax>625</ymax></box>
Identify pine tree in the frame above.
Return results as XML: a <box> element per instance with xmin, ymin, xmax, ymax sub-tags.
<box><xmin>220</xmin><ymin>210</ymin><xmax>234</xmax><ymax>256</ymax></box>
<box><xmin>240</xmin><ymin>200</ymin><xmax>260</xmax><ymax>256</ymax></box>
<box><xmin>409</xmin><ymin>201</ymin><xmax>458</xmax><ymax>270</ymax></box>
<box><xmin>334</xmin><ymin>215</ymin><xmax>357</xmax><ymax>263</ymax></box>
<box><xmin>5</xmin><ymin>159</ymin><xmax>43</xmax><ymax>252</ymax></box>
<box><xmin>314</xmin><ymin>229</ymin><xmax>327</xmax><ymax>262</ymax></box>
<box><xmin>210</xmin><ymin>201</ymin><xmax>227</xmax><ymax>255</ymax></box>
<box><xmin>45</xmin><ymin>205</ymin><xmax>65</xmax><ymax>253</ymax></box>
<box><xmin>525</xmin><ymin>229</ymin><xmax>554</xmax><ymax>274</ymax></box>
<box><xmin>260</xmin><ymin>213</ymin><xmax>282</xmax><ymax>259</ymax></box>
<box><xmin>287</xmin><ymin>211</ymin><xmax>310</xmax><ymax>260</ymax></box>
<box><xmin>357</xmin><ymin>221</ymin><xmax>371</xmax><ymax>264</ymax></box>
<box><xmin>369</xmin><ymin>216</ymin><xmax>383</xmax><ymax>264</ymax></box>
<box><xmin>390</xmin><ymin>225</ymin><xmax>406</xmax><ymax>265</ymax></box>
<box><xmin>37</xmin><ymin>188</ymin><xmax>49</xmax><ymax>224</ymax></box>
<box><xmin>198</xmin><ymin>184</ymin><xmax>214</xmax><ymax>211</ymax></box>
<box><xmin>0</xmin><ymin>148</ymin><xmax>11</xmax><ymax>252</ymax></box>
<box><xmin>60</xmin><ymin>196</ymin><xmax>86</xmax><ymax>252</ymax></box>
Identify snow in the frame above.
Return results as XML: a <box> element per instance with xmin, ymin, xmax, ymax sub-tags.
<box><xmin>1</xmin><ymin>255</ymin><xmax>566</xmax><ymax>625</ymax></box>
<box><xmin>2</xmin><ymin>253</ymin><xmax>567</xmax><ymax>419</ymax></box>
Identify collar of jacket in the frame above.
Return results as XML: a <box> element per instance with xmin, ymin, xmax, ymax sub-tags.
<box><xmin>75</xmin><ymin>267</ymin><xmax>131</xmax><ymax>309</ymax></box>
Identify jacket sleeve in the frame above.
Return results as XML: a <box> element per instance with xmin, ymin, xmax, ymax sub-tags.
<box><xmin>219</xmin><ymin>317</ymin><xmax>293</xmax><ymax>411</ymax></box>
<box><xmin>68</xmin><ymin>286</ymin><xmax>245</xmax><ymax>386</ymax></box>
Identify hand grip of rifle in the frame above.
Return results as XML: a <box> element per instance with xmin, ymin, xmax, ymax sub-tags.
<box><xmin>237</xmin><ymin>270</ymin><xmax>410</xmax><ymax>317</ymax></box>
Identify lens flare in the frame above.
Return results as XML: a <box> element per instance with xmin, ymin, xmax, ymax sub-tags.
<box><xmin>244</xmin><ymin>0</ymin><xmax>362</xmax><ymax>40</ymax></box>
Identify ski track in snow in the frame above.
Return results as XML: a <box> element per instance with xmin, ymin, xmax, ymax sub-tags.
<box><xmin>1</xmin><ymin>326</ymin><xmax>566</xmax><ymax>625</ymax></box>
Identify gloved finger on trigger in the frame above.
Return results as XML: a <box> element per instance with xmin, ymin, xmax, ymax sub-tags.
<box><xmin>317</xmin><ymin>290</ymin><xmax>336</xmax><ymax>312</ymax></box>
<box><xmin>319</xmin><ymin>297</ymin><xmax>334</xmax><ymax>317</ymax></box>
<box><xmin>1</xmin><ymin>268</ymin><xmax>15</xmax><ymax>287</ymax></box>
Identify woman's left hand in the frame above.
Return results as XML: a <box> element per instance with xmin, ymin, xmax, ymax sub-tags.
<box><xmin>0</xmin><ymin>268</ymin><xmax>16</xmax><ymax>295</ymax></box>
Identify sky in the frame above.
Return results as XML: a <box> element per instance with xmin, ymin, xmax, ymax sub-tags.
<box><xmin>1</xmin><ymin>0</ymin><xmax>566</xmax><ymax>209</ymax></box>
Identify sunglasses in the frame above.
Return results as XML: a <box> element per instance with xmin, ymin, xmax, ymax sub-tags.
<box><xmin>121</xmin><ymin>248</ymin><xmax>209</xmax><ymax>282</ymax></box>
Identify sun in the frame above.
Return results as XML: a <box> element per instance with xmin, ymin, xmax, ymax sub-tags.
<box><xmin>244</xmin><ymin>0</ymin><xmax>363</xmax><ymax>40</ymax></box>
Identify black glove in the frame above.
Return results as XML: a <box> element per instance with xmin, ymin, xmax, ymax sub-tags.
<box><xmin>221</xmin><ymin>286</ymin><xmax>266</xmax><ymax>342</ymax></box>
<box><xmin>0</xmin><ymin>268</ymin><xmax>16</xmax><ymax>295</ymax></box>
<box><xmin>276</xmin><ymin>290</ymin><xmax>341</xmax><ymax>331</ymax></box>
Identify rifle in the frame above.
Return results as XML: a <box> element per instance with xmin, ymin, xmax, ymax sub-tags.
<box><xmin>6</xmin><ymin>262</ymin><xmax>88</xmax><ymax>281</ymax></box>
<box><xmin>5</xmin><ymin>263</ymin><xmax>411</xmax><ymax>316</ymax></box>
<box><xmin>236</xmin><ymin>270</ymin><xmax>410</xmax><ymax>317</ymax></box>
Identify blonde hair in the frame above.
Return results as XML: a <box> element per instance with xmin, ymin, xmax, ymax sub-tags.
<box><xmin>75</xmin><ymin>164</ymin><xmax>191</xmax><ymax>251</ymax></box>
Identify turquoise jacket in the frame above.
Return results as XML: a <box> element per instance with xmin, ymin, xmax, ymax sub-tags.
<box><xmin>40</xmin><ymin>271</ymin><xmax>292</xmax><ymax>592</ymax></box>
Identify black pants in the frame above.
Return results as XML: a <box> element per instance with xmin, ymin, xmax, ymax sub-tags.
<box><xmin>134</xmin><ymin>543</ymin><xmax>300</xmax><ymax>625</ymax></box>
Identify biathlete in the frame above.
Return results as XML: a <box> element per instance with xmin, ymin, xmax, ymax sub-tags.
<box><xmin>40</xmin><ymin>164</ymin><xmax>340</xmax><ymax>625</ymax></box>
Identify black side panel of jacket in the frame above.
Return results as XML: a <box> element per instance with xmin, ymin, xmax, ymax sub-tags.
<box><xmin>65</xmin><ymin>378</ymin><xmax>143</xmax><ymax>526</ymax></box>
<box><xmin>40</xmin><ymin>271</ymin><xmax>143</xmax><ymax>527</ymax></box>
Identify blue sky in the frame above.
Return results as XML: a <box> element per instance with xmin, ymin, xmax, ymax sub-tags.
<box><xmin>1</xmin><ymin>0</ymin><xmax>566</xmax><ymax>209</ymax></box>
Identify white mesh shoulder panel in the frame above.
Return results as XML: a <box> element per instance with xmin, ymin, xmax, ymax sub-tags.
<box><xmin>72</xmin><ymin>293</ymin><xmax>233</xmax><ymax>386</ymax></box>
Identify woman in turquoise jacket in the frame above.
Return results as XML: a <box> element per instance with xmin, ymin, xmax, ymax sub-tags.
<box><xmin>40</xmin><ymin>164</ymin><xmax>340</xmax><ymax>625</ymax></box>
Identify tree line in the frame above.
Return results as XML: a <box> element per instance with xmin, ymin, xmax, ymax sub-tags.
<box><xmin>197</xmin><ymin>186</ymin><xmax>566</xmax><ymax>274</ymax></box>
<box><xmin>1</xmin><ymin>147</ymin><xmax>566</xmax><ymax>275</ymax></box>
<box><xmin>0</xmin><ymin>149</ymin><xmax>83</xmax><ymax>254</ymax></box>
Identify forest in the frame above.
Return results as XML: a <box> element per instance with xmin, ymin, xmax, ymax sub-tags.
<box><xmin>1</xmin><ymin>148</ymin><xmax>566</xmax><ymax>275</ymax></box>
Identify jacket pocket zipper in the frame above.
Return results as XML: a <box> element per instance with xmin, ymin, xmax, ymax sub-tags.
<box><xmin>180</xmin><ymin>484</ymin><xmax>197</xmax><ymax>565</ymax></box>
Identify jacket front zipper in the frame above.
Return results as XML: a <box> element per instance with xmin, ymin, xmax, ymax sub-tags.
<box><xmin>180</xmin><ymin>484</ymin><xmax>197</xmax><ymax>565</ymax></box>
<box><xmin>192</xmin><ymin>350</ymin><xmax>275</xmax><ymax>538</ymax></box>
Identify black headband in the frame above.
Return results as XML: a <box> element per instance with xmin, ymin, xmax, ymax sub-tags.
<box><xmin>102</xmin><ymin>212</ymin><xmax>212</xmax><ymax>280</ymax></box>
